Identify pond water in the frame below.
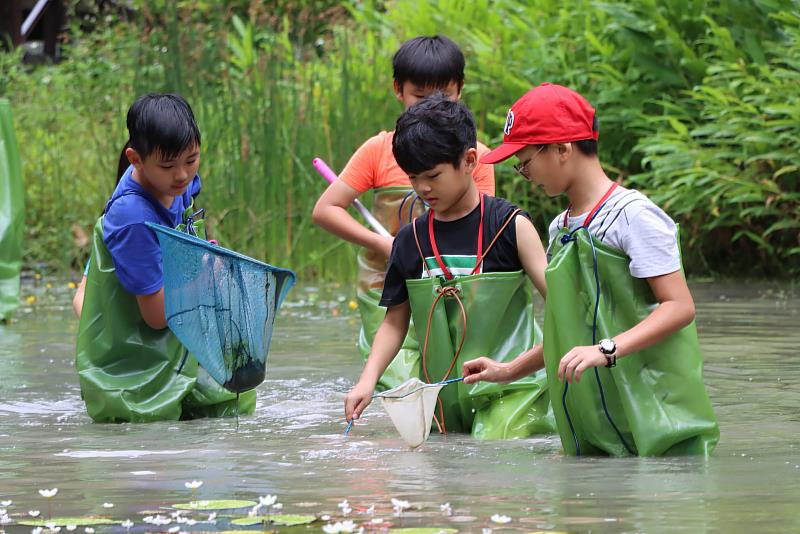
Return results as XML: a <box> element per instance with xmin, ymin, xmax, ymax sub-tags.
<box><xmin>0</xmin><ymin>280</ymin><xmax>798</xmax><ymax>533</ymax></box>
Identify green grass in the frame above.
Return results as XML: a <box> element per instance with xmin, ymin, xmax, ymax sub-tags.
<box><xmin>1</xmin><ymin>0</ymin><xmax>798</xmax><ymax>279</ymax></box>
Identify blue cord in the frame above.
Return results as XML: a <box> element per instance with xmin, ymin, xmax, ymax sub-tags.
<box><xmin>343</xmin><ymin>418</ymin><xmax>354</xmax><ymax>436</ymax></box>
<box><xmin>397</xmin><ymin>190</ymin><xmax>416</xmax><ymax>226</ymax></box>
<box><xmin>560</xmin><ymin>226</ymin><xmax>635</xmax><ymax>456</ymax></box>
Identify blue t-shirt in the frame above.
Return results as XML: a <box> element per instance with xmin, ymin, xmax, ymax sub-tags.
<box><xmin>103</xmin><ymin>165</ymin><xmax>202</xmax><ymax>295</ymax></box>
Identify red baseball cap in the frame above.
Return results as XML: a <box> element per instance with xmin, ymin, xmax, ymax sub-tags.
<box><xmin>481</xmin><ymin>82</ymin><xmax>599</xmax><ymax>164</ymax></box>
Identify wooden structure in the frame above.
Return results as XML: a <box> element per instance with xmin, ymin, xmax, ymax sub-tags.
<box><xmin>1</xmin><ymin>0</ymin><xmax>66</xmax><ymax>60</ymax></box>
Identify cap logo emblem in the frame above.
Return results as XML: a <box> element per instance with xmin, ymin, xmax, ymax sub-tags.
<box><xmin>503</xmin><ymin>110</ymin><xmax>514</xmax><ymax>136</ymax></box>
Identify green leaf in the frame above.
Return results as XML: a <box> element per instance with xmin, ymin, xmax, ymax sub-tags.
<box><xmin>171</xmin><ymin>500</ymin><xmax>257</xmax><ymax>510</ymax></box>
<box><xmin>231</xmin><ymin>514</ymin><xmax>318</xmax><ymax>526</ymax></box>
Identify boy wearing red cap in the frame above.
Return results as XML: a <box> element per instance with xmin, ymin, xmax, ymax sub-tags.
<box><xmin>313</xmin><ymin>36</ymin><xmax>495</xmax><ymax>392</ymax></box>
<box><xmin>463</xmin><ymin>83</ymin><xmax>719</xmax><ymax>456</ymax></box>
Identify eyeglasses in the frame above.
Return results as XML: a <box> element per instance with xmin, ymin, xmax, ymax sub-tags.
<box><xmin>513</xmin><ymin>146</ymin><xmax>546</xmax><ymax>179</ymax></box>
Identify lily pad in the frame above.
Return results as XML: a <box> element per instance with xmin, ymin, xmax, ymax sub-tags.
<box><xmin>231</xmin><ymin>514</ymin><xmax>317</xmax><ymax>526</ymax></box>
<box><xmin>18</xmin><ymin>517</ymin><xmax>119</xmax><ymax>527</ymax></box>
<box><xmin>389</xmin><ymin>529</ymin><xmax>458</xmax><ymax>534</ymax></box>
<box><xmin>171</xmin><ymin>499</ymin><xmax>257</xmax><ymax>510</ymax></box>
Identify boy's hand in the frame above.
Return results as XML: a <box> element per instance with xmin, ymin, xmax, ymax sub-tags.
<box><xmin>344</xmin><ymin>380</ymin><xmax>375</xmax><ymax>421</ymax></box>
<box><xmin>558</xmin><ymin>345</ymin><xmax>607</xmax><ymax>383</ymax></box>
<box><xmin>462</xmin><ymin>357</ymin><xmax>511</xmax><ymax>385</ymax></box>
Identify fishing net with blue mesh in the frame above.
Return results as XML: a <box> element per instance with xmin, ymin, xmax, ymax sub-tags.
<box><xmin>146</xmin><ymin>222</ymin><xmax>296</xmax><ymax>393</ymax></box>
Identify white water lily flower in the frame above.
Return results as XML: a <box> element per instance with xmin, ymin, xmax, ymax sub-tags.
<box><xmin>365</xmin><ymin>505</ymin><xmax>375</xmax><ymax>515</ymax></box>
<box><xmin>273</xmin><ymin>503</ymin><xmax>283</xmax><ymax>511</ymax></box>
<box><xmin>338</xmin><ymin>499</ymin><xmax>352</xmax><ymax>516</ymax></box>
<box><xmin>0</xmin><ymin>515</ymin><xmax>12</xmax><ymax>525</ymax></box>
<box><xmin>38</xmin><ymin>489</ymin><xmax>58</xmax><ymax>498</ymax></box>
<box><xmin>66</xmin><ymin>526</ymin><xmax>77</xmax><ymax>531</ymax></box>
<box><xmin>121</xmin><ymin>519</ymin><xmax>133</xmax><ymax>529</ymax></box>
<box><xmin>1</xmin><ymin>500</ymin><xmax>11</xmax><ymax>506</ymax></box>
<box><xmin>0</xmin><ymin>508</ymin><xmax>6</xmax><ymax>516</ymax></box>
<box><xmin>206</xmin><ymin>512</ymin><xmax>217</xmax><ymax>523</ymax></box>
<box><xmin>101</xmin><ymin>503</ymin><xmax>113</xmax><ymax>509</ymax></box>
<box><xmin>321</xmin><ymin>514</ymin><xmax>331</xmax><ymax>521</ymax></box>
<box><xmin>390</xmin><ymin>498</ymin><xmax>410</xmax><ymax>510</ymax></box>
<box><xmin>490</xmin><ymin>514</ymin><xmax>512</xmax><ymax>524</ymax></box>
<box><xmin>259</xmin><ymin>495</ymin><xmax>277</xmax><ymax>507</ymax></box>
<box><xmin>28</xmin><ymin>511</ymin><xmax>41</xmax><ymax>517</ymax></box>
<box><xmin>184</xmin><ymin>481</ymin><xmax>203</xmax><ymax>490</ymax></box>
<box><xmin>440</xmin><ymin>502</ymin><xmax>452</xmax><ymax>516</ymax></box>
<box><xmin>168</xmin><ymin>527</ymin><xmax>180</xmax><ymax>534</ymax></box>
<box><xmin>152</xmin><ymin>516</ymin><xmax>171</xmax><ymax>526</ymax></box>
<box><xmin>84</xmin><ymin>529</ymin><xmax>94</xmax><ymax>534</ymax></box>
<box><xmin>31</xmin><ymin>527</ymin><xmax>43</xmax><ymax>534</ymax></box>
<box><xmin>369</xmin><ymin>518</ymin><xmax>383</xmax><ymax>525</ymax></box>
<box><xmin>482</xmin><ymin>529</ymin><xmax>492</xmax><ymax>534</ymax></box>
<box><xmin>47</xmin><ymin>527</ymin><xmax>61</xmax><ymax>533</ymax></box>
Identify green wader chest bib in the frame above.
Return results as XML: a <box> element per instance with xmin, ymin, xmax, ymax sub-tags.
<box><xmin>75</xmin><ymin>217</ymin><xmax>255</xmax><ymax>423</ymax></box>
<box><xmin>357</xmin><ymin>186</ymin><xmax>425</xmax><ymax>391</ymax></box>
<box><xmin>406</xmin><ymin>272</ymin><xmax>553</xmax><ymax>439</ymax></box>
<box><xmin>0</xmin><ymin>99</ymin><xmax>24</xmax><ymax>322</ymax></box>
<box><xmin>545</xmin><ymin>227</ymin><xmax>719</xmax><ymax>456</ymax></box>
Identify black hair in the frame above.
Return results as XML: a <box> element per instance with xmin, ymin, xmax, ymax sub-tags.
<box><xmin>116</xmin><ymin>141</ymin><xmax>131</xmax><ymax>183</ymax></box>
<box><xmin>392</xmin><ymin>93</ymin><xmax>477</xmax><ymax>175</ymax></box>
<box><xmin>126</xmin><ymin>93</ymin><xmax>201</xmax><ymax>161</ymax></box>
<box><xmin>392</xmin><ymin>35</ymin><xmax>465</xmax><ymax>89</ymax></box>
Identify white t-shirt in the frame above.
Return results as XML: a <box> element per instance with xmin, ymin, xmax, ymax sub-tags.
<box><xmin>547</xmin><ymin>187</ymin><xmax>681</xmax><ymax>278</ymax></box>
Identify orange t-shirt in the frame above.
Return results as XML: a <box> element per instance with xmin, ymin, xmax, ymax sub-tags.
<box><xmin>338</xmin><ymin>130</ymin><xmax>495</xmax><ymax>195</ymax></box>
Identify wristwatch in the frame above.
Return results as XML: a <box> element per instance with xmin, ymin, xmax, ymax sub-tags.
<box><xmin>598</xmin><ymin>338</ymin><xmax>617</xmax><ymax>368</ymax></box>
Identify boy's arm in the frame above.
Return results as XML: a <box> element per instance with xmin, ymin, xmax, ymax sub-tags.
<box><xmin>463</xmin><ymin>343</ymin><xmax>545</xmax><ymax>384</ymax></box>
<box><xmin>312</xmin><ymin>179</ymin><xmax>393</xmax><ymax>258</ymax></box>
<box><xmin>137</xmin><ymin>289</ymin><xmax>168</xmax><ymax>330</ymax></box>
<box><xmin>515</xmin><ymin>215</ymin><xmax>547</xmax><ymax>298</ymax></box>
<box><xmin>344</xmin><ymin>300</ymin><xmax>411</xmax><ymax>420</ymax></box>
<box><xmin>462</xmin><ymin>215</ymin><xmax>548</xmax><ymax>385</ymax></box>
<box><xmin>558</xmin><ymin>270</ymin><xmax>695</xmax><ymax>383</ymax></box>
<box><xmin>72</xmin><ymin>276</ymin><xmax>87</xmax><ymax>318</ymax></box>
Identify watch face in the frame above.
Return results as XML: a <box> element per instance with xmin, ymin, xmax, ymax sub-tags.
<box><xmin>600</xmin><ymin>339</ymin><xmax>615</xmax><ymax>353</ymax></box>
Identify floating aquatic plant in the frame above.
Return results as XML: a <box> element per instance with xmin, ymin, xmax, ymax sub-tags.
<box><xmin>440</xmin><ymin>503</ymin><xmax>452</xmax><ymax>517</ymax></box>
<box><xmin>322</xmin><ymin>519</ymin><xmax>359</xmax><ymax>533</ymax></box>
<box><xmin>338</xmin><ymin>499</ymin><xmax>352</xmax><ymax>516</ymax></box>
<box><xmin>101</xmin><ymin>504</ymin><xmax>113</xmax><ymax>509</ymax></box>
<box><xmin>38</xmin><ymin>488</ymin><xmax>58</xmax><ymax>519</ymax></box>
<box><xmin>490</xmin><ymin>514</ymin><xmax>511</xmax><ymax>524</ymax></box>
<box><xmin>184</xmin><ymin>480</ymin><xmax>203</xmax><ymax>506</ymax></box>
<box><xmin>171</xmin><ymin>500</ymin><xmax>256</xmax><ymax>511</ymax></box>
<box><xmin>231</xmin><ymin>514</ymin><xmax>317</xmax><ymax>527</ymax></box>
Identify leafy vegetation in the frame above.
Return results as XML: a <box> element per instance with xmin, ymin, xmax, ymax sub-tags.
<box><xmin>2</xmin><ymin>0</ymin><xmax>797</xmax><ymax>278</ymax></box>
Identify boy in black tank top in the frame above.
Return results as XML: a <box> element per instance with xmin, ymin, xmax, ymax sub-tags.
<box><xmin>344</xmin><ymin>95</ymin><xmax>551</xmax><ymax>438</ymax></box>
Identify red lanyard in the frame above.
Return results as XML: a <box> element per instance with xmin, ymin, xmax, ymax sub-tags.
<box><xmin>428</xmin><ymin>194</ymin><xmax>484</xmax><ymax>281</ymax></box>
<box><xmin>563</xmin><ymin>182</ymin><xmax>618</xmax><ymax>229</ymax></box>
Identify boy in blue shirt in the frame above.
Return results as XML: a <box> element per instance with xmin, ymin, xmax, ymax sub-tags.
<box><xmin>76</xmin><ymin>93</ymin><xmax>255</xmax><ymax>422</ymax></box>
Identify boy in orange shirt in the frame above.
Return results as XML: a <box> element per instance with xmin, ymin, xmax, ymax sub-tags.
<box><xmin>313</xmin><ymin>36</ymin><xmax>495</xmax><ymax>390</ymax></box>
